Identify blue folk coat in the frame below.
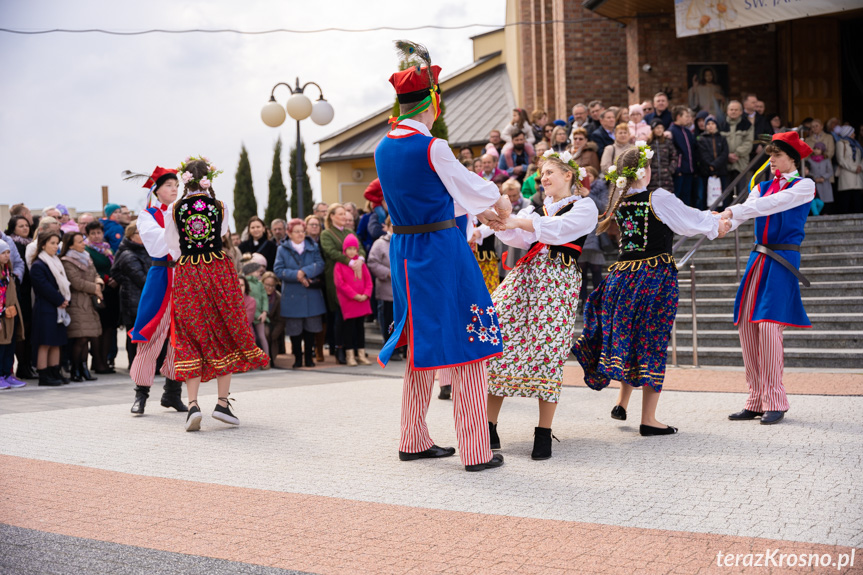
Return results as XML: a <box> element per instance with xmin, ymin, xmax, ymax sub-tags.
<box><xmin>273</xmin><ymin>238</ymin><xmax>326</xmax><ymax>319</ymax></box>
<box><xmin>374</xmin><ymin>129</ymin><xmax>502</xmax><ymax>370</ymax></box>
<box><xmin>30</xmin><ymin>259</ymin><xmax>68</xmax><ymax>346</ymax></box>
<box><xmin>733</xmin><ymin>178</ymin><xmax>812</xmax><ymax>328</ymax></box>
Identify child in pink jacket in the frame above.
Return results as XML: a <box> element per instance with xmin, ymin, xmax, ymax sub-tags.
<box><xmin>333</xmin><ymin>234</ymin><xmax>373</xmax><ymax>366</ymax></box>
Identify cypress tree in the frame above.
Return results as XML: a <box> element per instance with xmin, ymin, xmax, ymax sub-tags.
<box><xmin>232</xmin><ymin>144</ymin><xmax>257</xmax><ymax>232</ymax></box>
<box><xmin>288</xmin><ymin>138</ymin><xmax>314</xmax><ymax>219</ymax></box>
<box><xmin>264</xmin><ymin>137</ymin><xmax>288</xmax><ymax>225</ymax></box>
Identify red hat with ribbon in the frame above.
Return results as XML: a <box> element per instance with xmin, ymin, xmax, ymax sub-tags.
<box><xmin>388</xmin><ymin>41</ymin><xmax>442</xmax><ymax>128</ymax></box>
<box><xmin>363</xmin><ymin>179</ymin><xmax>384</xmax><ymax>204</ymax></box>
<box><xmin>771</xmin><ymin>131</ymin><xmax>812</xmax><ymax>164</ymax></box>
<box><xmin>144</xmin><ymin>166</ymin><xmax>179</xmax><ymax>189</ymax></box>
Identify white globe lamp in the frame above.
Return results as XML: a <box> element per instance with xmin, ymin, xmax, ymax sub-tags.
<box><xmin>261</xmin><ymin>98</ymin><xmax>286</xmax><ymax>127</ymax></box>
<box><xmin>311</xmin><ymin>98</ymin><xmax>335</xmax><ymax>125</ymax></box>
<box><xmin>286</xmin><ymin>92</ymin><xmax>313</xmax><ymax>121</ymax></box>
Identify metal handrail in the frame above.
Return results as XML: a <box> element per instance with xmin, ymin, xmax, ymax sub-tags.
<box><xmin>669</xmin><ymin>149</ymin><xmax>770</xmax><ymax>367</ymax></box>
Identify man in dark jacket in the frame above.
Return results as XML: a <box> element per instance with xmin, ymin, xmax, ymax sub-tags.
<box><xmin>589</xmin><ymin>109</ymin><xmax>616</xmax><ymax>158</ymax></box>
<box><xmin>696</xmin><ymin>116</ymin><xmax>730</xmax><ymax>209</ymax></box>
<box><xmin>644</xmin><ymin>92</ymin><xmax>672</xmax><ymax>129</ymax></box>
<box><xmin>669</xmin><ymin>105</ymin><xmax>696</xmax><ymax>207</ymax></box>
<box><xmin>110</xmin><ymin>224</ymin><xmax>151</xmax><ymax>366</ymax></box>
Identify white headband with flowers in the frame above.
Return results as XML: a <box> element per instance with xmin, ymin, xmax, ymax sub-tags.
<box><xmin>177</xmin><ymin>155</ymin><xmax>223</xmax><ymax>190</ymax></box>
<box><xmin>542</xmin><ymin>149</ymin><xmax>587</xmax><ymax>187</ymax></box>
<box><xmin>605</xmin><ymin>141</ymin><xmax>654</xmax><ymax>189</ymax></box>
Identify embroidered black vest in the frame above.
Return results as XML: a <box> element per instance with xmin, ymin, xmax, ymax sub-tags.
<box><xmin>174</xmin><ymin>194</ymin><xmax>225</xmax><ymax>264</ymax></box>
<box><xmin>614</xmin><ymin>190</ymin><xmax>674</xmax><ymax>263</ymax></box>
<box><xmin>528</xmin><ymin>201</ymin><xmax>586</xmax><ymax>267</ymax></box>
<box><xmin>476</xmin><ymin>234</ymin><xmax>497</xmax><ymax>261</ymax></box>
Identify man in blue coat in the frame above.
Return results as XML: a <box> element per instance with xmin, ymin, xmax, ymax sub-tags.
<box><xmin>375</xmin><ymin>43</ymin><xmax>511</xmax><ymax>472</ymax></box>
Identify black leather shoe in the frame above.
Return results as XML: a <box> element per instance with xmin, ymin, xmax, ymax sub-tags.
<box><xmin>611</xmin><ymin>405</ymin><xmax>627</xmax><ymax>421</ymax></box>
<box><xmin>160</xmin><ymin>379</ymin><xmax>188</xmax><ymax>412</ymax></box>
<box><xmin>438</xmin><ymin>385</ymin><xmax>451</xmax><ymax>400</ymax></box>
<box><xmin>465</xmin><ymin>453</ymin><xmax>505</xmax><ymax>472</ymax></box>
<box><xmin>51</xmin><ymin>366</ymin><xmax>70</xmax><ymax>385</ymax></box>
<box><xmin>335</xmin><ymin>347</ymin><xmax>347</xmax><ymax>365</ymax></box>
<box><xmin>639</xmin><ymin>424</ymin><xmax>678</xmax><ymax>436</ymax></box>
<box><xmin>131</xmin><ymin>386</ymin><xmax>149</xmax><ymax>416</ymax></box>
<box><xmin>79</xmin><ymin>362</ymin><xmax>97</xmax><ymax>381</ymax></box>
<box><xmin>37</xmin><ymin>368</ymin><xmax>63</xmax><ymax>386</ymax></box>
<box><xmin>728</xmin><ymin>409</ymin><xmax>764</xmax><ymax>420</ymax></box>
<box><xmin>398</xmin><ymin>445</ymin><xmax>456</xmax><ymax>461</ymax></box>
<box><xmin>531</xmin><ymin>427</ymin><xmax>559</xmax><ymax>460</ymax></box>
<box><xmin>17</xmin><ymin>365</ymin><xmax>39</xmax><ymax>380</ymax></box>
<box><xmin>292</xmin><ymin>355</ymin><xmax>303</xmax><ymax>369</ymax></box>
<box><xmin>69</xmin><ymin>364</ymin><xmax>83</xmax><ymax>383</ymax></box>
<box><xmin>489</xmin><ymin>421</ymin><xmax>501</xmax><ymax>450</ymax></box>
<box><xmin>760</xmin><ymin>411</ymin><xmax>785</xmax><ymax>425</ymax></box>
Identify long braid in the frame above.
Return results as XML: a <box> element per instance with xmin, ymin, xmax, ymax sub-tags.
<box><xmin>597</xmin><ymin>180</ymin><xmax>631</xmax><ymax>234</ymax></box>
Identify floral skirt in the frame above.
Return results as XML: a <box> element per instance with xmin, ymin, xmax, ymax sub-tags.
<box><xmin>476</xmin><ymin>254</ymin><xmax>500</xmax><ymax>294</ymax></box>
<box><xmin>487</xmin><ymin>255</ymin><xmax>581</xmax><ymax>403</ymax></box>
<box><xmin>170</xmin><ymin>254</ymin><xmax>270</xmax><ymax>382</ymax></box>
<box><xmin>572</xmin><ymin>258</ymin><xmax>678</xmax><ymax>392</ymax></box>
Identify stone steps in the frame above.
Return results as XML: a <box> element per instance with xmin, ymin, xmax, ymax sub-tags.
<box><xmin>673</xmin><ymin>313</ymin><xmax>863</xmax><ymax>331</ymax></box>
<box><xmin>676</xmin><ymin>280</ymin><xmax>863</xmax><ymax>298</ymax></box>
<box><xmin>665</xmin><ymin>346</ymin><xmax>863</xmax><ymax>368</ymax></box>
<box><xmin>669</xmin><ymin>330</ymin><xmax>862</xmax><ymax>350</ymax></box>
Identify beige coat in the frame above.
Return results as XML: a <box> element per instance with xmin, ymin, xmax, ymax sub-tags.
<box><xmin>805</xmin><ymin>132</ymin><xmax>835</xmax><ymax>163</ymax></box>
<box><xmin>601</xmin><ymin>141</ymin><xmax>632</xmax><ymax>173</ymax></box>
<box><xmin>721</xmin><ymin>117</ymin><xmax>754</xmax><ymax>173</ymax></box>
<box><xmin>61</xmin><ymin>255</ymin><xmax>103</xmax><ymax>339</ymax></box>
<box><xmin>835</xmin><ymin>140</ymin><xmax>863</xmax><ymax>192</ymax></box>
<box><xmin>0</xmin><ymin>271</ymin><xmax>25</xmax><ymax>345</ymax></box>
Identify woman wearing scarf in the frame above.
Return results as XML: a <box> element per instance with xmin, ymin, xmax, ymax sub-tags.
<box><xmin>84</xmin><ymin>221</ymin><xmax>118</xmax><ymax>374</ymax></box>
<box><xmin>0</xmin><ymin>239</ymin><xmax>27</xmax><ymax>389</ymax></box>
<box><xmin>834</xmin><ymin>125</ymin><xmax>863</xmax><ymax>214</ymax></box>
<box><xmin>60</xmin><ymin>231</ymin><xmax>103</xmax><ymax>382</ymax></box>
<box><xmin>806</xmin><ymin>142</ymin><xmax>834</xmax><ymax>214</ymax></box>
<box><xmin>5</xmin><ymin>216</ymin><xmax>36</xmax><ymax>380</ymax></box>
<box><xmin>30</xmin><ymin>232</ymin><xmax>71</xmax><ymax>386</ymax></box>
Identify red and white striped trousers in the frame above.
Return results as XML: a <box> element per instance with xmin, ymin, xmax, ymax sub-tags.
<box><xmin>738</xmin><ymin>258</ymin><xmax>789</xmax><ymax>412</ymax></box>
<box><xmin>129</xmin><ymin>304</ymin><xmax>178</xmax><ymax>387</ymax></box>
<box><xmin>400</xmin><ymin>361</ymin><xmax>493</xmax><ymax>467</ymax></box>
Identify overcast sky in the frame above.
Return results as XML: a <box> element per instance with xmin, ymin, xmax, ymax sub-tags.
<box><xmin>0</xmin><ymin>0</ymin><xmax>505</xmax><ymax>226</ymax></box>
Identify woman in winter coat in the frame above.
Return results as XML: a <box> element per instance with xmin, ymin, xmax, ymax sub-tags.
<box><xmin>695</xmin><ymin>116</ymin><xmax>730</xmax><ymax>207</ymax></box>
<box><xmin>83</xmin><ymin>220</ymin><xmax>117</xmax><ymax>374</ymax></box>
<box><xmin>60</xmin><ymin>231</ymin><xmax>103</xmax><ymax>382</ymax></box>
<box><xmin>319</xmin><ymin>204</ymin><xmax>366</xmax><ymax>364</ymax></box>
<box><xmin>834</xmin><ymin>125</ymin><xmax>863</xmax><ymax>214</ymax></box>
<box><xmin>5</xmin><ymin>216</ymin><xmax>35</xmax><ymax>380</ymax></box>
<box><xmin>110</xmin><ymin>224</ymin><xmax>151</xmax><ymax>367</ymax></box>
<box><xmin>570</xmin><ymin>128</ymin><xmax>601</xmax><ymax>175</ymax></box>
<box><xmin>647</xmin><ymin>119</ymin><xmax>679</xmax><ymax>192</ymax></box>
<box><xmin>239</xmin><ymin>216</ymin><xmax>278</xmax><ymax>271</ymax></box>
<box><xmin>0</xmin><ymin>239</ymin><xmax>26</xmax><ymax>389</ymax></box>
<box><xmin>627</xmin><ymin>104</ymin><xmax>652</xmax><ymax>144</ymax></box>
<box><xmin>30</xmin><ymin>232</ymin><xmax>70</xmax><ymax>386</ymax></box>
<box><xmin>366</xmin><ymin>217</ymin><xmax>400</xmax><ymax>359</ymax></box>
<box><xmin>262</xmin><ymin>271</ymin><xmax>285</xmax><ymax>367</ymax></box>
<box><xmin>274</xmin><ymin>218</ymin><xmax>326</xmax><ymax>368</ymax></box>
<box><xmin>601</xmin><ymin>124</ymin><xmax>635</xmax><ymax>174</ymax></box>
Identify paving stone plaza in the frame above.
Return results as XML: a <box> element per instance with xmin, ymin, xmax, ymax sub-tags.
<box><xmin>1</xmin><ymin>355</ymin><xmax>860</xmax><ymax>574</ymax></box>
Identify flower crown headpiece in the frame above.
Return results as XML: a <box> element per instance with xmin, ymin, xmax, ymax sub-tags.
<box><xmin>177</xmin><ymin>155</ymin><xmax>223</xmax><ymax>190</ymax></box>
<box><xmin>605</xmin><ymin>141</ymin><xmax>653</xmax><ymax>189</ymax></box>
<box><xmin>542</xmin><ymin>149</ymin><xmax>587</xmax><ymax>188</ymax></box>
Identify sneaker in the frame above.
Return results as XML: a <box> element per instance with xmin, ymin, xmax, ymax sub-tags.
<box><xmin>5</xmin><ymin>375</ymin><xmax>27</xmax><ymax>388</ymax></box>
<box><xmin>0</xmin><ymin>376</ymin><xmax>11</xmax><ymax>390</ymax></box>
<box><xmin>185</xmin><ymin>404</ymin><xmax>202</xmax><ymax>432</ymax></box>
<box><xmin>212</xmin><ymin>397</ymin><xmax>239</xmax><ymax>425</ymax></box>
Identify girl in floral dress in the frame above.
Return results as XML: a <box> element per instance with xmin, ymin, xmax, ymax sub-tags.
<box><xmin>164</xmin><ymin>157</ymin><xmax>269</xmax><ymax>432</ymax></box>
<box><xmin>486</xmin><ymin>151</ymin><xmax>598</xmax><ymax>460</ymax></box>
<box><xmin>572</xmin><ymin>145</ymin><xmax>730</xmax><ymax>436</ymax></box>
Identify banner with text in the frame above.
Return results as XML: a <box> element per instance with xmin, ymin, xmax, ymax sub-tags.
<box><xmin>675</xmin><ymin>0</ymin><xmax>860</xmax><ymax>38</ymax></box>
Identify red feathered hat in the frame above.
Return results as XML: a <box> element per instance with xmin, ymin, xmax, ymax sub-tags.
<box><xmin>771</xmin><ymin>131</ymin><xmax>812</xmax><ymax>163</ymax></box>
<box><xmin>364</xmin><ymin>179</ymin><xmax>383</xmax><ymax>204</ymax></box>
<box><xmin>389</xmin><ymin>65</ymin><xmax>441</xmax><ymax>104</ymax></box>
<box><xmin>144</xmin><ymin>166</ymin><xmax>178</xmax><ymax>189</ymax></box>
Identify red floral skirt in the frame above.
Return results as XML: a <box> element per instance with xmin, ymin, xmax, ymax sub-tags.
<box><xmin>171</xmin><ymin>253</ymin><xmax>269</xmax><ymax>382</ymax></box>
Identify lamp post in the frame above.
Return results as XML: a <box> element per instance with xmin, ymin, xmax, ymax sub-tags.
<box><xmin>261</xmin><ymin>78</ymin><xmax>334</xmax><ymax>220</ymax></box>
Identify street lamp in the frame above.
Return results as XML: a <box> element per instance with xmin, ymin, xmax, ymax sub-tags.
<box><xmin>261</xmin><ymin>78</ymin><xmax>334</xmax><ymax>219</ymax></box>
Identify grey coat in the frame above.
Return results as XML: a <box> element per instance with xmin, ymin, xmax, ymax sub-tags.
<box><xmin>367</xmin><ymin>233</ymin><xmax>393</xmax><ymax>302</ymax></box>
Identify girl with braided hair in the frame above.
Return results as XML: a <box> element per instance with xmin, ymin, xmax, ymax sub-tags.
<box><xmin>164</xmin><ymin>157</ymin><xmax>269</xmax><ymax>431</ymax></box>
<box><xmin>486</xmin><ymin>151</ymin><xmax>598</xmax><ymax>460</ymax></box>
<box><xmin>572</xmin><ymin>144</ymin><xmax>730</xmax><ymax>436</ymax></box>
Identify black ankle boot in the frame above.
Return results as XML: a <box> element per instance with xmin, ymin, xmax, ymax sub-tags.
<box><xmin>160</xmin><ymin>379</ymin><xmax>188</xmax><ymax>412</ymax></box>
<box><xmin>291</xmin><ymin>336</ymin><xmax>303</xmax><ymax>368</ymax></box>
<box><xmin>531</xmin><ymin>427</ymin><xmax>558</xmax><ymax>460</ymax></box>
<box><xmin>79</xmin><ymin>362</ymin><xmax>97</xmax><ymax>381</ymax></box>
<box><xmin>38</xmin><ymin>368</ymin><xmax>63</xmax><ymax>386</ymax></box>
<box><xmin>489</xmin><ymin>422</ymin><xmax>501</xmax><ymax>450</ymax></box>
<box><xmin>131</xmin><ymin>385</ymin><xmax>150</xmax><ymax>415</ymax></box>
<box><xmin>336</xmin><ymin>346</ymin><xmax>347</xmax><ymax>365</ymax></box>
<box><xmin>70</xmin><ymin>363</ymin><xmax>83</xmax><ymax>382</ymax></box>
<box><xmin>51</xmin><ymin>365</ymin><xmax>70</xmax><ymax>385</ymax></box>
<box><xmin>303</xmin><ymin>332</ymin><xmax>316</xmax><ymax>367</ymax></box>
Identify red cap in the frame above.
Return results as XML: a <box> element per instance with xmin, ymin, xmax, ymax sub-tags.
<box><xmin>771</xmin><ymin>131</ymin><xmax>812</xmax><ymax>161</ymax></box>
<box><xmin>389</xmin><ymin>65</ymin><xmax>441</xmax><ymax>104</ymax></box>
<box><xmin>145</xmin><ymin>166</ymin><xmax>178</xmax><ymax>189</ymax></box>
<box><xmin>363</xmin><ymin>179</ymin><xmax>383</xmax><ymax>204</ymax></box>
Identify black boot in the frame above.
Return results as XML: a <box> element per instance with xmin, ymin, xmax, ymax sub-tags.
<box><xmin>290</xmin><ymin>336</ymin><xmax>303</xmax><ymax>369</ymax></box>
<box><xmin>69</xmin><ymin>363</ymin><xmax>83</xmax><ymax>382</ymax></box>
<box><xmin>79</xmin><ymin>362</ymin><xmax>97</xmax><ymax>381</ymax></box>
<box><xmin>335</xmin><ymin>346</ymin><xmax>347</xmax><ymax>365</ymax></box>
<box><xmin>303</xmin><ymin>332</ymin><xmax>316</xmax><ymax>368</ymax></box>
<box><xmin>531</xmin><ymin>427</ymin><xmax>558</xmax><ymax>460</ymax></box>
<box><xmin>17</xmin><ymin>364</ymin><xmax>38</xmax><ymax>380</ymax></box>
<box><xmin>38</xmin><ymin>368</ymin><xmax>63</xmax><ymax>386</ymax></box>
<box><xmin>160</xmin><ymin>379</ymin><xmax>188</xmax><ymax>412</ymax></box>
<box><xmin>489</xmin><ymin>422</ymin><xmax>501</xmax><ymax>450</ymax></box>
<box><xmin>131</xmin><ymin>386</ymin><xmax>149</xmax><ymax>415</ymax></box>
<box><xmin>51</xmin><ymin>365</ymin><xmax>70</xmax><ymax>385</ymax></box>
<box><xmin>438</xmin><ymin>385</ymin><xmax>451</xmax><ymax>400</ymax></box>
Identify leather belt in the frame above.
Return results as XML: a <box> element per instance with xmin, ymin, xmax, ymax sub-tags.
<box><xmin>753</xmin><ymin>243</ymin><xmax>809</xmax><ymax>287</ymax></box>
<box><xmin>392</xmin><ymin>219</ymin><xmax>456</xmax><ymax>235</ymax></box>
<box><xmin>152</xmin><ymin>261</ymin><xmax>175</xmax><ymax>268</ymax></box>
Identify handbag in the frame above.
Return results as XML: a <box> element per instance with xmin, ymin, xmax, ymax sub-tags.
<box><xmin>707</xmin><ymin>176</ymin><xmax>722</xmax><ymax>207</ymax></box>
<box><xmin>91</xmin><ymin>295</ymin><xmax>106</xmax><ymax>310</ymax></box>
